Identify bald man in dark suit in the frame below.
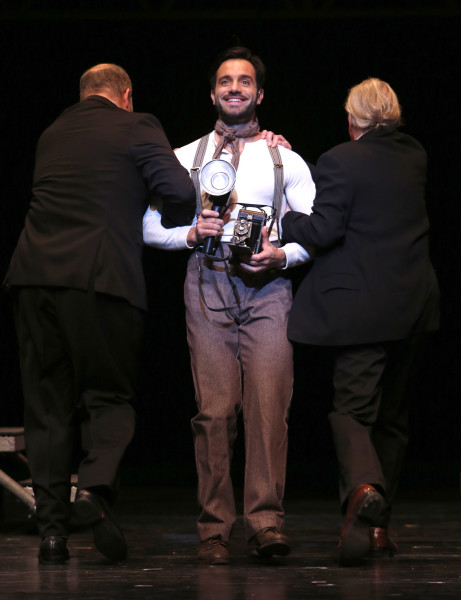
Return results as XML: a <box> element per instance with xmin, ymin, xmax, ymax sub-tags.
<box><xmin>4</xmin><ymin>63</ymin><xmax>195</xmax><ymax>564</ymax></box>
<box><xmin>282</xmin><ymin>78</ymin><xmax>439</xmax><ymax>566</ymax></box>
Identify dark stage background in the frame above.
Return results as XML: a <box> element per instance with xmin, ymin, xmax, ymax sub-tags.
<box><xmin>1</xmin><ymin>3</ymin><xmax>460</xmax><ymax>499</ymax></box>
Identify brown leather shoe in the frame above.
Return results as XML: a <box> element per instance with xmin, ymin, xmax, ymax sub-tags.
<box><xmin>249</xmin><ymin>527</ymin><xmax>290</xmax><ymax>557</ymax></box>
<box><xmin>370</xmin><ymin>527</ymin><xmax>398</xmax><ymax>556</ymax></box>
<box><xmin>198</xmin><ymin>537</ymin><xmax>229</xmax><ymax>564</ymax></box>
<box><xmin>338</xmin><ymin>484</ymin><xmax>385</xmax><ymax>567</ymax></box>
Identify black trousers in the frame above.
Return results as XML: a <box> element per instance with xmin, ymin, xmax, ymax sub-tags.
<box><xmin>13</xmin><ymin>286</ymin><xmax>144</xmax><ymax>537</ymax></box>
<box><xmin>329</xmin><ymin>339</ymin><xmax>418</xmax><ymax>526</ymax></box>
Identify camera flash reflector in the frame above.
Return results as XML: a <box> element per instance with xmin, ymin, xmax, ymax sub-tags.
<box><xmin>200</xmin><ymin>160</ymin><xmax>236</xmax><ymax>196</ymax></box>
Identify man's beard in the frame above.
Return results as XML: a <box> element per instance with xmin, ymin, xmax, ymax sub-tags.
<box><xmin>215</xmin><ymin>95</ymin><xmax>258</xmax><ymax>125</ymax></box>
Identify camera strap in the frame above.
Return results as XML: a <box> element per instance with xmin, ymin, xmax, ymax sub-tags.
<box><xmin>194</xmin><ymin>245</ymin><xmax>242</xmax><ymax>314</ymax></box>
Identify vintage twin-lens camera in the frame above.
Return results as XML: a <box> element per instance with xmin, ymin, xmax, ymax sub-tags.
<box><xmin>229</xmin><ymin>207</ymin><xmax>267</xmax><ymax>256</ymax></box>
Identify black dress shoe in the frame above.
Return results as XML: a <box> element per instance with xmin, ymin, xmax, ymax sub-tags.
<box><xmin>198</xmin><ymin>537</ymin><xmax>230</xmax><ymax>564</ymax></box>
<box><xmin>38</xmin><ymin>536</ymin><xmax>70</xmax><ymax>565</ymax></box>
<box><xmin>249</xmin><ymin>527</ymin><xmax>290</xmax><ymax>557</ymax></box>
<box><xmin>73</xmin><ymin>489</ymin><xmax>127</xmax><ymax>561</ymax></box>
<box><xmin>338</xmin><ymin>484</ymin><xmax>385</xmax><ymax>567</ymax></box>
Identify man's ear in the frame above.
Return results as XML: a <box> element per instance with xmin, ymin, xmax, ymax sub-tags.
<box><xmin>348</xmin><ymin>113</ymin><xmax>358</xmax><ymax>140</ymax></box>
<box><xmin>256</xmin><ymin>89</ymin><xmax>264</xmax><ymax>105</ymax></box>
<box><xmin>210</xmin><ymin>89</ymin><xmax>216</xmax><ymax>106</ymax></box>
<box><xmin>122</xmin><ymin>88</ymin><xmax>133</xmax><ymax>112</ymax></box>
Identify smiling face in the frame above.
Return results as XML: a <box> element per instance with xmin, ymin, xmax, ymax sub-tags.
<box><xmin>210</xmin><ymin>59</ymin><xmax>264</xmax><ymax>125</ymax></box>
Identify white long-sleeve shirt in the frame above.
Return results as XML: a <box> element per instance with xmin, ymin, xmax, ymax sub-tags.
<box><xmin>143</xmin><ymin>132</ymin><xmax>315</xmax><ymax>268</ymax></box>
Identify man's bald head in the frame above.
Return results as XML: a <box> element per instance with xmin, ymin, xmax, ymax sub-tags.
<box><xmin>80</xmin><ymin>63</ymin><xmax>133</xmax><ymax>111</ymax></box>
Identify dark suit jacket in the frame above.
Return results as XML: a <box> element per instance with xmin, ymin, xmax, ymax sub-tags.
<box><xmin>282</xmin><ymin>126</ymin><xmax>440</xmax><ymax>346</ymax></box>
<box><xmin>4</xmin><ymin>95</ymin><xmax>195</xmax><ymax>310</ymax></box>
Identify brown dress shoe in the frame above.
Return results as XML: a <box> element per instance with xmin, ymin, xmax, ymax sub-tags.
<box><xmin>198</xmin><ymin>537</ymin><xmax>229</xmax><ymax>564</ymax></box>
<box><xmin>249</xmin><ymin>527</ymin><xmax>290</xmax><ymax>557</ymax></box>
<box><xmin>338</xmin><ymin>484</ymin><xmax>385</xmax><ymax>567</ymax></box>
<box><xmin>370</xmin><ymin>527</ymin><xmax>398</xmax><ymax>556</ymax></box>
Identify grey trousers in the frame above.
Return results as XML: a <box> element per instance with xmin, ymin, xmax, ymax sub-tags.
<box><xmin>329</xmin><ymin>340</ymin><xmax>416</xmax><ymax>525</ymax></box>
<box><xmin>185</xmin><ymin>249</ymin><xmax>293</xmax><ymax>542</ymax></box>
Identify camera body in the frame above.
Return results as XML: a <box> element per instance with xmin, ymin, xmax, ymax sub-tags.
<box><xmin>229</xmin><ymin>208</ymin><xmax>267</xmax><ymax>256</ymax></box>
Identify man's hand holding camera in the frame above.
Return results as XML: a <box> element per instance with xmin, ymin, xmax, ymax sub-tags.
<box><xmin>187</xmin><ymin>208</ymin><xmax>286</xmax><ymax>271</ymax></box>
<box><xmin>238</xmin><ymin>226</ymin><xmax>287</xmax><ymax>272</ymax></box>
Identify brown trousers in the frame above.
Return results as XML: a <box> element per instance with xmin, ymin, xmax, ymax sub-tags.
<box><xmin>185</xmin><ymin>250</ymin><xmax>294</xmax><ymax>542</ymax></box>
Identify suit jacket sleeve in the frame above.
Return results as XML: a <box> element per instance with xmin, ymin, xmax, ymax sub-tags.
<box><xmin>282</xmin><ymin>151</ymin><xmax>353</xmax><ymax>251</ymax></box>
<box><xmin>129</xmin><ymin>114</ymin><xmax>196</xmax><ymax>228</ymax></box>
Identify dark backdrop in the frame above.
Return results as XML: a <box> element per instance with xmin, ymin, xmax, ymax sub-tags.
<box><xmin>1</xmin><ymin>6</ymin><xmax>460</xmax><ymax>497</ymax></box>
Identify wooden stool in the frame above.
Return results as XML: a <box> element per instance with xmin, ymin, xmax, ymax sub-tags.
<box><xmin>0</xmin><ymin>427</ymin><xmax>35</xmax><ymax>516</ymax></box>
<box><xmin>1</xmin><ymin>427</ymin><xmax>79</xmax><ymax>520</ymax></box>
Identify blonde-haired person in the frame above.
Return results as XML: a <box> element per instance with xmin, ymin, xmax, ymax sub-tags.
<box><xmin>282</xmin><ymin>78</ymin><xmax>439</xmax><ymax>566</ymax></box>
<box><xmin>345</xmin><ymin>77</ymin><xmax>402</xmax><ymax>132</ymax></box>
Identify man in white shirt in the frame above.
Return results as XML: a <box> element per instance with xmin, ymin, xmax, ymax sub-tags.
<box><xmin>143</xmin><ymin>46</ymin><xmax>315</xmax><ymax>564</ymax></box>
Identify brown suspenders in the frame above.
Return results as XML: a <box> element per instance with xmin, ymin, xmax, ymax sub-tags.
<box><xmin>190</xmin><ymin>133</ymin><xmax>284</xmax><ymax>235</ymax></box>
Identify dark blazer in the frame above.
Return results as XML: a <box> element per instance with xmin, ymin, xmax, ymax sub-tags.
<box><xmin>4</xmin><ymin>95</ymin><xmax>195</xmax><ymax>310</ymax></box>
<box><xmin>282</xmin><ymin>126</ymin><xmax>440</xmax><ymax>346</ymax></box>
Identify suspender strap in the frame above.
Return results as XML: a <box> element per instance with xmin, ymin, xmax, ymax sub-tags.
<box><xmin>191</xmin><ymin>135</ymin><xmax>284</xmax><ymax>243</ymax></box>
<box><xmin>267</xmin><ymin>145</ymin><xmax>284</xmax><ymax>242</ymax></box>
<box><xmin>191</xmin><ymin>134</ymin><xmax>210</xmax><ymax>216</ymax></box>
<box><xmin>192</xmin><ymin>138</ymin><xmax>285</xmax><ymax>313</ymax></box>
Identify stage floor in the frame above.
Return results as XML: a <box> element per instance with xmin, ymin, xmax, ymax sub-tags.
<box><xmin>1</xmin><ymin>486</ymin><xmax>460</xmax><ymax>599</ymax></box>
